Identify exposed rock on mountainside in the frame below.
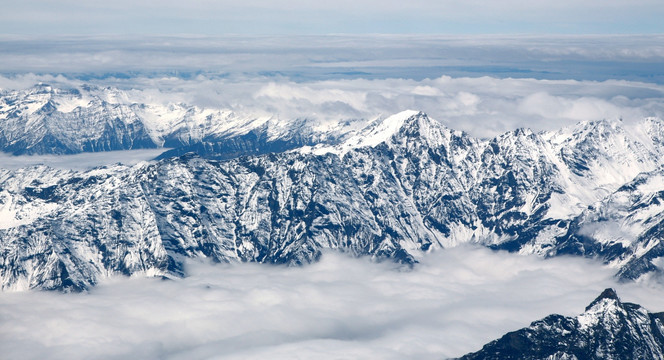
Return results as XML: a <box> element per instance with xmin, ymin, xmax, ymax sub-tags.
<box><xmin>459</xmin><ymin>289</ymin><xmax>664</xmax><ymax>360</ymax></box>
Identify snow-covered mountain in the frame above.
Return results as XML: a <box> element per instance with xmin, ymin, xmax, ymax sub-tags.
<box><xmin>4</xmin><ymin>85</ymin><xmax>664</xmax><ymax>291</ymax></box>
<box><xmin>0</xmin><ymin>84</ymin><xmax>156</xmax><ymax>154</ymax></box>
<box><xmin>551</xmin><ymin>167</ymin><xmax>664</xmax><ymax>280</ymax></box>
<box><xmin>459</xmin><ymin>288</ymin><xmax>664</xmax><ymax>360</ymax></box>
<box><xmin>0</xmin><ymin>84</ymin><xmax>362</xmax><ymax>157</ymax></box>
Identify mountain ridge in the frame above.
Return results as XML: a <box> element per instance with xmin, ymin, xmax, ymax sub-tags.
<box><xmin>4</xmin><ymin>85</ymin><xmax>664</xmax><ymax>290</ymax></box>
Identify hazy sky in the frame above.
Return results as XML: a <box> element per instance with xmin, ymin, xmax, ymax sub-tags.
<box><xmin>2</xmin><ymin>0</ymin><xmax>663</xmax><ymax>35</ymax></box>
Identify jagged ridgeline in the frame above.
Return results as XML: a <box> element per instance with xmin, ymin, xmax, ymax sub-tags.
<box><xmin>459</xmin><ymin>289</ymin><xmax>664</xmax><ymax>360</ymax></box>
<box><xmin>0</xmin><ymin>84</ymin><xmax>336</xmax><ymax>158</ymax></box>
<box><xmin>4</xmin><ymin>84</ymin><xmax>664</xmax><ymax>291</ymax></box>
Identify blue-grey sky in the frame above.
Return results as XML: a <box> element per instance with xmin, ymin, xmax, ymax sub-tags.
<box><xmin>2</xmin><ymin>0</ymin><xmax>663</xmax><ymax>35</ymax></box>
<box><xmin>2</xmin><ymin>35</ymin><xmax>664</xmax><ymax>84</ymax></box>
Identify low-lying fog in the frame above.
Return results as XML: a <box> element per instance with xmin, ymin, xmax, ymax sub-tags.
<box><xmin>2</xmin><ymin>246</ymin><xmax>661</xmax><ymax>359</ymax></box>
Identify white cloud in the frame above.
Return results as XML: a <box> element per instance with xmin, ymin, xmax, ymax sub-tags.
<box><xmin>0</xmin><ymin>149</ymin><xmax>168</xmax><ymax>171</ymax></box>
<box><xmin>1</xmin><ymin>35</ymin><xmax>663</xmax><ymax>78</ymax></box>
<box><xmin>2</xmin><ymin>246</ymin><xmax>659</xmax><ymax>359</ymax></box>
<box><xmin>517</xmin><ymin>92</ymin><xmax>631</xmax><ymax>123</ymax></box>
<box><xmin>3</xmin><ymin>72</ymin><xmax>664</xmax><ymax>139</ymax></box>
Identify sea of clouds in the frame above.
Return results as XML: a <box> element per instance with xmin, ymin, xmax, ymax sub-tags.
<box><xmin>1</xmin><ymin>246</ymin><xmax>663</xmax><ymax>359</ymax></box>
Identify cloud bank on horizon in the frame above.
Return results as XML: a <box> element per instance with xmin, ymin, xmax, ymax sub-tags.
<box><xmin>1</xmin><ymin>35</ymin><xmax>663</xmax><ymax>83</ymax></box>
<box><xmin>2</xmin><ymin>72</ymin><xmax>663</xmax><ymax>139</ymax></box>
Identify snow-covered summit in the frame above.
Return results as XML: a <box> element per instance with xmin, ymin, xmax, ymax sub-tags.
<box><xmin>461</xmin><ymin>288</ymin><xmax>664</xmax><ymax>360</ymax></box>
<box><xmin>298</xmin><ymin>110</ymin><xmax>457</xmax><ymax>156</ymax></box>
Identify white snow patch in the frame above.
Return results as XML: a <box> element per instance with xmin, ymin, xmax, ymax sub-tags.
<box><xmin>55</xmin><ymin>96</ymin><xmax>91</xmax><ymax>113</ymax></box>
<box><xmin>0</xmin><ymin>193</ymin><xmax>59</xmax><ymax>229</ymax></box>
<box><xmin>348</xmin><ymin>110</ymin><xmax>419</xmax><ymax>148</ymax></box>
<box><xmin>299</xmin><ymin>110</ymin><xmax>420</xmax><ymax>156</ymax></box>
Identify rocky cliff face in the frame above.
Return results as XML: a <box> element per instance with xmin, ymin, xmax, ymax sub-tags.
<box><xmin>459</xmin><ymin>289</ymin><xmax>664</xmax><ymax>360</ymax></box>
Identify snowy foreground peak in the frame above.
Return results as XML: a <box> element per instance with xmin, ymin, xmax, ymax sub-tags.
<box><xmin>459</xmin><ymin>289</ymin><xmax>664</xmax><ymax>360</ymax></box>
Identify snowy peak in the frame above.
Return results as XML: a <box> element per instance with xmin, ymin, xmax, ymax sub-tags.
<box><xmin>346</xmin><ymin>110</ymin><xmax>422</xmax><ymax>148</ymax></box>
<box><xmin>577</xmin><ymin>288</ymin><xmax>630</xmax><ymax>333</ymax></box>
<box><xmin>481</xmin><ymin>126</ymin><xmax>547</xmax><ymax>165</ymax></box>
<box><xmin>326</xmin><ymin>110</ymin><xmax>428</xmax><ymax>155</ymax></box>
<box><xmin>302</xmin><ymin>110</ymin><xmax>459</xmax><ymax>156</ymax></box>
<box><xmin>553</xmin><ymin>117</ymin><xmax>664</xmax><ymax>183</ymax></box>
<box><xmin>586</xmin><ymin>288</ymin><xmax>622</xmax><ymax>313</ymax></box>
<box><xmin>0</xmin><ymin>84</ymin><xmax>373</xmax><ymax>157</ymax></box>
<box><xmin>0</xmin><ymin>84</ymin><xmax>158</xmax><ymax>155</ymax></box>
<box><xmin>590</xmin><ymin>287</ymin><xmax>620</xmax><ymax>303</ymax></box>
<box><xmin>460</xmin><ymin>288</ymin><xmax>664</xmax><ymax>360</ymax></box>
<box><xmin>387</xmin><ymin>110</ymin><xmax>468</xmax><ymax>153</ymax></box>
<box><xmin>551</xmin><ymin>164</ymin><xmax>664</xmax><ymax>280</ymax></box>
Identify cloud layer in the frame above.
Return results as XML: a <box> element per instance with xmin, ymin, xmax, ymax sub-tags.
<box><xmin>0</xmin><ymin>149</ymin><xmax>168</xmax><ymax>170</ymax></box>
<box><xmin>2</xmin><ymin>246</ymin><xmax>661</xmax><ymax>359</ymax></box>
<box><xmin>1</xmin><ymin>35</ymin><xmax>664</xmax><ymax>82</ymax></box>
<box><xmin>3</xmin><ymin>72</ymin><xmax>663</xmax><ymax>139</ymax></box>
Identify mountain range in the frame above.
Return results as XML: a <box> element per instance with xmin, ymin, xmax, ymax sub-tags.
<box><xmin>2</xmin><ymin>84</ymin><xmax>664</xmax><ymax>291</ymax></box>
